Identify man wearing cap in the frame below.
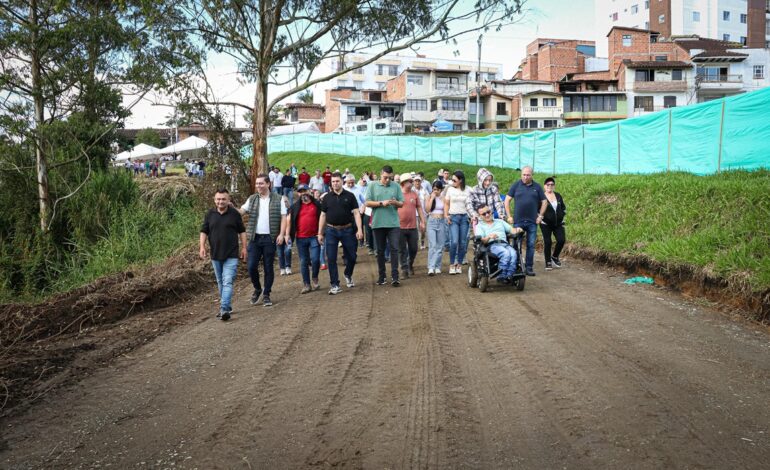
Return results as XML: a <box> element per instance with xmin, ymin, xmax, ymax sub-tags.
<box><xmin>397</xmin><ymin>174</ymin><xmax>424</xmax><ymax>278</ymax></box>
<box><xmin>288</xmin><ymin>184</ymin><xmax>322</xmax><ymax>294</ymax></box>
<box><xmin>365</xmin><ymin>165</ymin><xmax>404</xmax><ymax>286</ymax></box>
<box><xmin>318</xmin><ymin>172</ymin><xmax>363</xmax><ymax>295</ymax></box>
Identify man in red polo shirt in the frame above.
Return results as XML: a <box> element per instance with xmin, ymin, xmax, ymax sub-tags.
<box><xmin>287</xmin><ymin>184</ymin><xmax>322</xmax><ymax>293</ymax></box>
<box><xmin>321</xmin><ymin>166</ymin><xmax>332</xmax><ymax>192</ymax></box>
<box><xmin>297</xmin><ymin>167</ymin><xmax>311</xmax><ymax>186</ymax></box>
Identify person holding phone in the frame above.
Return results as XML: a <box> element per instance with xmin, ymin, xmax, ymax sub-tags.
<box><xmin>365</xmin><ymin>165</ymin><xmax>404</xmax><ymax>286</ymax></box>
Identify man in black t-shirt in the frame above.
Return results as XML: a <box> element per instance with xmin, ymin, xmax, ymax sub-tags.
<box><xmin>318</xmin><ymin>173</ymin><xmax>363</xmax><ymax>295</ymax></box>
<box><xmin>200</xmin><ymin>188</ymin><xmax>246</xmax><ymax>321</ymax></box>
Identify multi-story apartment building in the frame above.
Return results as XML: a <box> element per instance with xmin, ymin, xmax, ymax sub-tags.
<box><xmin>514</xmin><ymin>91</ymin><xmax>565</xmax><ymax>129</ymax></box>
<box><xmin>314</xmin><ymin>52</ymin><xmax>502</xmax><ymax>100</ymax></box>
<box><xmin>386</xmin><ymin>68</ymin><xmax>471</xmax><ymax>131</ymax></box>
<box><xmin>595</xmin><ymin>0</ymin><xmax>770</xmax><ymax>53</ymax></box>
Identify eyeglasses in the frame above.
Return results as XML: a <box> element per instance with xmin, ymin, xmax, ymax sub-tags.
<box><xmin>545</xmin><ymin>183</ymin><xmax>555</xmax><ymax>186</ymax></box>
<box><xmin>479</xmin><ymin>211</ymin><xmax>491</xmax><ymax>216</ymax></box>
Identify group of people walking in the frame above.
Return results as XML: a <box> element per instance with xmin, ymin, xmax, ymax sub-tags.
<box><xmin>199</xmin><ymin>163</ymin><xmax>566</xmax><ymax>320</ymax></box>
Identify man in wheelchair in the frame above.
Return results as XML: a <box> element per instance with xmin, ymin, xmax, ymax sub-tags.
<box><xmin>474</xmin><ymin>205</ymin><xmax>525</xmax><ymax>284</ymax></box>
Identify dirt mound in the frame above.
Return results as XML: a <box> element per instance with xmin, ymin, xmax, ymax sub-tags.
<box><xmin>0</xmin><ymin>248</ymin><xmax>210</xmax><ymax>416</ymax></box>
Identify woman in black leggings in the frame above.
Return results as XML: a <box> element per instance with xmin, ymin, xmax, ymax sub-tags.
<box><xmin>540</xmin><ymin>176</ymin><xmax>566</xmax><ymax>271</ymax></box>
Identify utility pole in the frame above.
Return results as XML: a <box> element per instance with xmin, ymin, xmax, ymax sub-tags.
<box><xmin>476</xmin><ymin>34</ymin><xmax>482</xmax><ymax>131</ymax></box>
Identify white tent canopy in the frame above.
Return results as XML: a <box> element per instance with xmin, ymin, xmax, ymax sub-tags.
<box><xmin>269</xmin><ymin>122</ymin><xmax>320</xmax><ymax>136</ymax></box>
<box><xmin>159</xmin><ymin>135</ymin><xmax>208</xmax><ymax>155</ymax></box>
<box><xmin>114</xmin><ymin>143</ymin><xmax>162</xmax><ymax>161</ymax></box>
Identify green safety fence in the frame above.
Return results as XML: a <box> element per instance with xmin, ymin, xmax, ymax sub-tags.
<box><xmin>253</xmin><ymin>86</ymin><xmax>770</xmax><ymax>175</ymax></box>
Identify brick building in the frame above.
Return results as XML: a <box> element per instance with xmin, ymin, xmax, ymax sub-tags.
<box><xmin>517</xmin><ymin>38</ymin><xmax>598</xmax><ymax>82</ymax></box>
<box><xmin>283</xmin><ymin>103</ymin><xmax>325</xmax><ymax>132</ymax></box>
<box><xmin>324</xmin><ymin>87</ymin><xmax>404</xmax><ymax>133</ymax></box>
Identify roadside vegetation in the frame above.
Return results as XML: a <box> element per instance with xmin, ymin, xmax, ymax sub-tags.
<box><xmin>270</xmin><ymin>151</ymin><xmax>770</xmax><ymax>298</ymax></box>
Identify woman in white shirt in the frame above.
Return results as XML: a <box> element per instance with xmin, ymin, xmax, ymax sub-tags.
<box><xmin>444</xmin><ymin>170</ymin><xmax>471</xmax><ymax>274</ymax></box>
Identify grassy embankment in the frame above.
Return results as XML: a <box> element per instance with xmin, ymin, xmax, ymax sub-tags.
<box><xmin>271</xmin><ymin>151</ymin><xmax>770</xmax><ymax>301</ymax></box>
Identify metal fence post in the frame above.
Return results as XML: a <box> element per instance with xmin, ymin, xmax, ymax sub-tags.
<box><xmin>518</xmin><ymin>136</ymin><xmax>522</xmax><ymax>170</ymax></box>
<box><xmin>617</xmin><ymin>124</ymin><xmax>621</xmax><ymax>175</ymax></box>
<box><xmin>717</xmin><ymin>100</ymin><xmax>726</xmax><ymax>173</ymax></box>
<box><xmin>667</xmin><ymin>109</ymin><xmax>672</xmax><ymax>173</ymax></box>
<box><xmin>552</xmin><ymin>131</ymin><xmax>557</xmax><ymax>175</ymax></box>
<box><xmin>582</xmin><ymin>125</ymin><xmax>586</xmax><ymax>174</ymax></box>
<box><xmin>501</xmin><ymin>134</ymin><xmax>505</xmax><ymax>168</ymax></box>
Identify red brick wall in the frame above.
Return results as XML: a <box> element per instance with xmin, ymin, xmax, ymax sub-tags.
<box><xmin>747</xmin><ymin>0</ymin><xmax>766</xmax><ymax>48</ymax></box>
<box><xmin>522</xmin><ymin>55</ymin><xmax>538</xmax><ymax>80</ymax></box>
<box><xmin>324</xmin><ymin>89</ymin><xmax>353</xmax><ymax>133</ymax></box>
<box><xmin>296</xmin><ymin>107</ymin><xmax>324</xmax><ymax>120</ymax></box>
<box><xmin>649</xmin><ymin>0</ymin><xmax>672</xmax><ymax>38</ymax></box>
<box><xmin>385</xmin><ymin>74</ymin><xmax>406</xmax><ymax>102</ymax></box>
<box><xmin>608</xmin><ymin>28</ymin><xmax>690</xmax><ymax>78</ymax></box>
<box><xmin>537</xmin><ymin>44</ymin><xmax>585</xmax><ymax>82</ymax></box>
<box><xmin>511</xmin><ymin>95</ymin><xmax>521</xmax><ymax>126</ymax></box>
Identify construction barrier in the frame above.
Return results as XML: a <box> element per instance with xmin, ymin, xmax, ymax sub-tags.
<box><xmin>260</xmin><ymin>86</ymin><xmax>770</xmax><ymax>175</ymax></box>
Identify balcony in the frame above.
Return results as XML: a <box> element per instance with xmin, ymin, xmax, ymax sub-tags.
<box><xmin>467</xmin><ymin>114</ymin><xmax>486</xmax><ymax>124</ymax></box>
<box><xmin>632</xmin><ymin>80</ymin><xmax>688</xmax><ymax>92</ymax></box>
<box><xmin>521</xmin><ymin>106</ymin><xmax>563</xmax><ymax>118</ymax></box>
<box><xmin>432</xmin><ymin>109</ymin><xmax>468</xmax><ymax>121</ymax></box>
<box><xmin>495</xmin><ymin>114</ymin><xmax>510</xmax><ymax>122</ymax></box>
<box><xmin>697</xmin><ymin>74</ymin><xmax>744</xmax><ymax>90</ymax></box>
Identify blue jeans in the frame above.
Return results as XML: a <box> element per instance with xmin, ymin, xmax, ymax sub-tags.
<box><xmin>515</xmin><ymin>221</ymin><xmax>538</xmax><ymax>271</ymax></box>
<box><xmin>211</xmin><ymin>258</ymin><xmax>238</xmax><ymax>313</ymax></box>
<box><xmin>325</xmin><ymin>226</ymin><xmax>358</xmax><ymax>287</ymax></box>
<box><xmin>278</xmin><ymin>238</ymin><xmax>292</xmax><ymax>269</ymax></box>
<box><xmin>427</xmin><ymin>217</ymin><xmax>447</xmax><ymax>270</ymax></box>
<box><xmin>247</xmin><ymin>235</ymin><xmax>276</xmax><ymax>296</ymax></box>
<box><xmin>489</xmin><ymin>243</ymin><xmax>518</xmax><ymax>278</ymax></box>
<box><xmin>448</xmin><ymin>214</ymin><xmax>470</xmax><ymax>265</ymax></box>
<box><xmin>296</xmin><ymin>237</ymin><xmax>320</xmax><ymax>285</ymax></box>
<box><xmin>283</xmin><ymin>187</ymin><xmax>294</xmax><ymax>205</ymax></box>
<box><xmin>272</xmin><ymin>186</ymin><xmax>282</xmax><ymax>194</ymax></box>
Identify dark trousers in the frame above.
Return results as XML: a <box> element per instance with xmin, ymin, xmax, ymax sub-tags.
<box><xmin>540</xmin><ymin>224</ymin><xmax>566</xmax><ymax>263</ymax></box>
<box><xmin>362</xmin><ymin>214</ymin><xmax>373</xmax><ymax>249</ymax></box>
<box><xmin>247</xmin><ymin>235</ymin><xmax>277</xmax><ymax>296</ymax></box>
<box><xmin>373</xmin><ymin>227</ymin><xmax>400</xmax><ymax>281</ymax></box>
<box><xmin>325</xmin><ymin>226</ymin><xmax>358</xmax><ymax>287</ymax></box>
<box><xmin>399</xmin><ymin>228</ymin><xmax>418</xmax><ymax>271</ymax></box>
<box><xmin>515</xmin><ymin>221</ymin><xmax>538</xmax><ymax>271</ymax></box>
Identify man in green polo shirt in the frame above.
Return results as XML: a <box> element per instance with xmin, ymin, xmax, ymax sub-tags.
<box><xmin>365</xmin><ymin>165</ymin><xmax>404</xmax><ymax>286</ymax></box>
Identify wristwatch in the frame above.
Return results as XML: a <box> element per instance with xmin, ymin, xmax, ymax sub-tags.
<box><xmin>379</xmin><ymin>201</ymin><xmax>384</xmax><ymax>207</ymax></box>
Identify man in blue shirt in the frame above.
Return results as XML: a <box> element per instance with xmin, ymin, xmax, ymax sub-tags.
<box><xmin>504</xmin><ymin>166</ymin><xmax>547</xmax><ymax>276</ymax></box>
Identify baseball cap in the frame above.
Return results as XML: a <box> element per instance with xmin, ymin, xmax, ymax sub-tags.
<box><xmin>399</xmin><ymin>173</ymin><xmax>413</xmax><ymax>183</ymax></box>
<box><xmin>413</xmin><ymin>174</ymin><xmax>423</xmax><ymax>181</ymax></box>
<box><xmin>345</xmin><ymin>174</ymin><xmax>355</xmax><ymax>181</ymax></box>
<box><xmin>297</xmin><ymin>183</ymin><xmax>310</xmax><ymax>191</ymax></box>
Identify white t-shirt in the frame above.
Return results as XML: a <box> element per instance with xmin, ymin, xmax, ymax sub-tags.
<box><xmin>445</xmin><ymin>186</ymin><xmax>471</xmax><ymax>215</ymax></box>
<box><xmin>309</xmin><ymin>176</ymin><xmax>324</xmax><ymax>191</ymax></box>
<box><xmin>241</xmin><ymin>194</ymin><xmax>288</xmax><ymax>235</ymax></box>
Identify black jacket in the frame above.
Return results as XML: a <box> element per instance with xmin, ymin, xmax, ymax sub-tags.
<box><xmin>281</xmin><ymin>174</ymin><xmax>296</xmax><ymax>189</ymax></box>
<box><xmin>542</xmin><ymin>192</ymin><xmax>566</xmax><ymax>227</ymax></box>
<box><xmin>289</xmin><ymin>198</ymin><xmax>321</xmax><ymax>241</ymax></box>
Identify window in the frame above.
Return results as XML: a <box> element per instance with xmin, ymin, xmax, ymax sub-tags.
<box><xmin>452</xmin><ymin>124</ymin><xmax>463</xmax><ymax>131</ymax></box>
<box><xmin>543</xmin><ymin>120</ymin><xmax>558</xmax><ymax>128</ymax></box>
<box><xmin>655</xmin><ymin>55</ymin><xmax>667</xmax><ymax>61</ymax></box>
<box><xmin>375</xmin><ymin>123</ymin><xmax>387</xmax><ymax>130</ymax></box>
<box><xmin>663</xmin><ymin>96</ymin><xmax>677</xmax><ymax>108</ymax></box>
<box><xmin>487</xmin><ymin>73</ymin><xmax>497</xmax><ymax>80</ymax></box>
<box><xmin>754</xmin><ymin>65</ymin><xmax>765</xmax><ymax>79</ymax></box>
<box><xmin>496</xmin><ymin>123</ymin><xmax>507</xmax><ymax>130</ymax></box>
<box><xmin>407</xmin><ymin>99</ymin><xmax>428</xmax><ymax>111</ymax></box>
<box><xmin>529</xmin><ymin>98</ymin><xmax>538</xmax><ymax>106</ymax></box>
<box><xmin>469</xmin><ymin>102</ymin><xmax>485</xmax><ymax>114</ymax></box>
<box><xmin>623</xmin><ymin>34</ymin><xmax>632</xmax><ymax>47</ymax></box>
<box><xmin>740</xmin><ymin>13</ymin><xmax>747</xmax><ymax>24</ymax></box>
<box><xmin>368</xmin><ymin>92</ymin><xmax>382</xmax><ymax>101</ymax></box>
<box><xmin>635</xmin><ymin>69</ymin><xmax>655</xmax><ymax>81</ymax></box>
<box><xmin>672</xmin><ymin>69</ymin><xmax>683</xmax><ymax>80</ymax></box>
<box><xmin>379</xmin><ymin>107</ymin><xmax>395</xmax><ymax>117</ymax></box>
<box><xmin>407</xmin><ymin>75</ymin><xmax>423</xmax><ymax>85</ymax></box>
<box><xmin>389</xmin><ymin>65</ymin><xmax>399</xmax><ymax>76</ymax></box>
<box><xmin>351</xmin><ymin>61</ymin><xmax>364</xmax><ymax>72</ymax></box>
<box><xmin>658</xmin><ymin>14</ymin><xmax>665</xmax><ymax>23</ymax></box>
<box><xmin>631</xmin><ymin>4</ymin><xmax>639</xmax><ymax>14</ymax></box>
<box><xmin>430</xmin><ymin>100</ymin><xmax>437</xmax><ymax>111</ymax></box>
<box><xmin>634</xmin><ymin>96</ymin><xmax>654</xmax><ymax>112</ymax></box>
<box><xmin>644</xmin><ymin>0</ymin><xmax>649</xmax><ymax>9</ymax></box>
<box><xmin>543</xmin><ymin>98</ymin><xmax>557</xmax><ymax>107</ymax></box>
<box><xmin>356</xmin><ymin>124</ymin><xmax>368</xmax><ymax>132</ymax></box>
<box><xmin>436</xmin><ymin>76</ymin><xmax>461</xmax><ymax>89</ymax></box>
<box><xmin>442</xmin><ymin>99</ymin><xmax>466</xmax><ymax>111</ymax></box>
<box><xmin>377</xmin><ymin>82</ymin><xmax>386</xmax><ymax>90</ymax></box>
<box><xmin>723</xmin><ymin>11</ymin><xmax>730</xmax><ymax>21</ymax></box>
<box><xmin>723</xmin><ymin>33</ymin><xmax>731</xmax><ymax>41</ymax></box>
<box><xmin>354</xmin><ymin>81</ymin><xmax>363</xmax><ymax>89</ymax></box>
<box><xmin>563</xmin><ymin>95</ymin><xmax>618</xmax><ymax>112</ymax></box>
<box><xmin>693</xmin><ymin>11</ymin><xmax>700</xmax><ymax>22</ymax></box>
<box><xmin>496</xmin><ymin>102</ymin><xmax>507</xmax><ymax>115</ymax></box>
<box><xmin>612</xmin><ymin>12</ymin><xmax>618</xmax><ymax>21</ymax></box>
<box><xmin>741</xmin><ymin>36</ymin><xmax>747</xmax><ymax>45</ymax></box>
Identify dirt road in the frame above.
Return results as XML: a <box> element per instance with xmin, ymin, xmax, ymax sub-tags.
<box><xmin>2</xmin><ymin>251</ymin><xmax>769</xmax><ymax>469</ymax></box>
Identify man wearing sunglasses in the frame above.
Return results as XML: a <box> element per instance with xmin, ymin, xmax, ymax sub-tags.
<box><xmin>365</xmin><ymin>165</ymin><xmax>404</xmax><ymax>286</ymax></box>
<box><xmin>474</xmin><ymin>204</ymin><xmax>524</xmax><ymax>284</ymax></box>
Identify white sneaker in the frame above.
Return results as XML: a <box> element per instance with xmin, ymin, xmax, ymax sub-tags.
<box><xmin>279</xmin><ymin>268</ymin><xmax>286</xmax><ymax>276</ymax></box>
<box><xmin>328</xmin><ymin>285</ymin><xmax>342</xmax><ymax>295</ymax></box>
<box><xmin>449</xmin><ymin>266</ymin><xmax>456</xmax><ymax>275</ymax></box>
<box><xmin>435</xmin><ymin>268</ymin><xmax>441</xmax><ymax>275</ymax></box>
<box><xmin>428</xmin><ymin>268</ymin><xmax>435</xmax><ymax>276</ymax></box>
<box><xmin>345</xmin><ymin>276</ymin><xmax>355</xmax><ymax>288</ymax></box>
<box><xmin>455</xmin><ymin>265</ymin><xmax>462</xmax><ymax>274</ymax></box>
<box><xmin>285</xmin><ymin>267</ymin><xmax>292</xmax><ymax>275</ymax></box>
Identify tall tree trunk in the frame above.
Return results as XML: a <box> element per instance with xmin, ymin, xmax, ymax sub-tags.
<box><xmin>30</xmin><ymin>0</ymin><xmax>50</xmax><ymax>232</ymax></box>
<box><xmin>250</xmin><ymin>76</ymin><xmax>269</xmax><ymax>193</ymax></box>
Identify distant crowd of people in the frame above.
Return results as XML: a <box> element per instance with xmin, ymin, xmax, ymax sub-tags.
<box><xmin>124</xmin><ymin>158</ymin><xmax>168</xmax><ymax>178</ymax></box>
<box><xmin>199</xmin><ymin>162</ymin><xmax>567</xmax><ymax>320</ymax></box>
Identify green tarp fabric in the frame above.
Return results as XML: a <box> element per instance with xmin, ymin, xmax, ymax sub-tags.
<box><xmin>254</xmin><ymin>87</ymin><xmax>770</xmax><ymax>174</ymax></box>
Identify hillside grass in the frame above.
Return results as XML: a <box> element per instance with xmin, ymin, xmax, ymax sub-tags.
<box><xmin>270</xmin><ymin>151</ymin><xmax>770</xmax><ymax>294</ymax></box>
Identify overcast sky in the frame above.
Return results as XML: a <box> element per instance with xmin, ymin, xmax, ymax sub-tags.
<box><xmin>124</xmin><ymin>0</ymin><xmax>596</xmax><ymax>129</ymax></box>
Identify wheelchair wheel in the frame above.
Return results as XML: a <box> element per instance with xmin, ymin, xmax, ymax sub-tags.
<box><xmin>479</xmin><ymin>276</ymin><xmax>489</xmax><ymax>292</ymax></box>
<box><xmin>515</xmin><ymin>276</ymin><xmax>526</xmax><ymax>291</ymax></box>
<box><xmin>467</xmin><ymin>263</ymin><xmax>478</xmax><ymax>288</ymax></box>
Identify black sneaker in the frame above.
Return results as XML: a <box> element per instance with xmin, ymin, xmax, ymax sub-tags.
<box><xmin>250</xmin><ymin>290</ymin><xmax>261</xmax><ymax>305</ymax></box>
<box><xmin>263</xmin><ymin>296</ymin><xmax>273</xmax><ymax>307</ymax></box>
<box><xmin>220</xmin><ymin>311</ymin><xmax>231</xmax><ymax>321</ymax></box>
<box><xmin>402</xmin><ymin>269</ymin><xmax>410</xmax><ymax>279</ymax></box>
<box><xmin>545</xmin><ymin>262</ymin><xmax>553</xmax><ymax>271</ymax></box>
<box><xmin>376</xmin><ymin>279</ymin><xmax>386</xmax><ymax>286</ymax></box>
<box><xmin>552</xmin><ymin>257</ymin><xmax>562</xmax><ymax>268</ymax></box>
<box><xmin>216</xmin><ymin>311</ymin><xmax>222</xmax><ymax>319</ymax></box>
<box><xmin>391</xmin><ymin>278</ymin><xmax>400</xmax><ymax>287</ymax></box>
<box><xmin>526</xmin><ymin>270</ymin><xmax>536</xmax><ymax>276</ymax></box>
